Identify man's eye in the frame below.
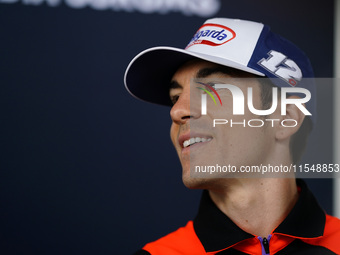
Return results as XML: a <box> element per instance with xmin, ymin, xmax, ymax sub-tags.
<box><xmin>197</xmin><ymin>82</ymin><xmax>217</xmax><ymax>91</ymax></box>
<box><xmin>170</xmin><ymin>95</ymin><xmax>179</xmax><ymax>104</ymax></box>
<box><xmin>206</xmin><ymin>82</ymin><xmax>219</xmax><ymax>90</ymax></box>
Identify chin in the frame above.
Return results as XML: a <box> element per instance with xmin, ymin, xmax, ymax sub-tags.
<box><xmin>181</xmin><ymin>168</ymin><xmax>236</xmax><ymax>190</ymax></box>
<box><xmin>182</xmin><ymin>173</ymin><xmax>216</xmax><ymax>190</ymax></box>
<box><xmin>182</xmin><ymin>178</ymin><xmax>206</xmax><ymax>190</ymax></box>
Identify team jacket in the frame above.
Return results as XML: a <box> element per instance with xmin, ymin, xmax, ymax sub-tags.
<box><xmin>133</xmin><ymin>179</ymin><xmax>340</xmax><ymax>254</ymax></box>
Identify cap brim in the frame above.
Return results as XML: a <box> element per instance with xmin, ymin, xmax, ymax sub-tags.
<box><xmin>124</xmin><ymin>46</ymin><xmax>265</xmax><ymax>106</ymax></box>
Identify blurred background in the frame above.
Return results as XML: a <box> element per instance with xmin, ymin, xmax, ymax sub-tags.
<box><xmin>1</xmin><ymin>0</ymin><xmax>338</xmax><ymax>254</ymax></box>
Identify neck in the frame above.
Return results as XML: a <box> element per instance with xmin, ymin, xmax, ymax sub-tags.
<box><xmin>208</xmin><ymin>178</ymin><xmax>298</xmax><ymax>237</ymax></box>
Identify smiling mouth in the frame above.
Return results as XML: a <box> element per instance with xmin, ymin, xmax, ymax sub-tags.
<box><xmin>183</xmin><ymin>137</ymin><xmax>212</xmax><ymax>148</ymax></box>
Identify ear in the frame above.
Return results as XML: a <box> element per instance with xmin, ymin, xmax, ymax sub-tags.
<box><xmin>275</xmin><ymin>96</ymin><xmax>306</xmax><ymax>141</ymax></box>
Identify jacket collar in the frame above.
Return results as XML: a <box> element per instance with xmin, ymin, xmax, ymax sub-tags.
<box><xmin>193</xmin><ymin>179</ymin><xmax>325</xmax><ymax>252</ymax></box>
<box><xmin>273</xmin><ymin>179</ymin><xmax>325</xmax><ymax>238</ymax></box>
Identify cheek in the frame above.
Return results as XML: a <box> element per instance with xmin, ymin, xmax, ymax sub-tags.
<box><xmin>170</xmin><ymin>123</ymin><xmax>178</xmax><ymax>147</ymax></box>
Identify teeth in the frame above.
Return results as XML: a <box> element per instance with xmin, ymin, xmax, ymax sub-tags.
<box><xmin>183</xmin><ymin>137</ymin><xmax>212</xmax><ymax>148</ymax></box>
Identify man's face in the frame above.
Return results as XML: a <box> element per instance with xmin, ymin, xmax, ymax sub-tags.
<box><xmin>169</xmin><ymin>60</ymin><xmax>277</xmax><ymax>188</ymax></box>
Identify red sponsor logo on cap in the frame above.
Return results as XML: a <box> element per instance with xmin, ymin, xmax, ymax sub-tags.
<box><xmin>186</xmin><ymin>23</ymin><xmax>236</xmax><ymax>49</ymax></box>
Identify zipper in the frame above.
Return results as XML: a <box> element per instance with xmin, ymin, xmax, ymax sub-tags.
<box><xmin>262</xmin><ymin>237</ymin><xmax>269</xmax><ymax>254</ymax></box>
<box><xmin>258</xmin><ymin>235</ymin><xmax>272</xmax><ymax>255</ymax></box>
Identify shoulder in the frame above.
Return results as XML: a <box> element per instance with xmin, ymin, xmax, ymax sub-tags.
<box><xmin>141</xmin><ymin>221</ymin><xmax>206</xmax><ymax>255</ymax></box>
<box><xmin>323</xmin><ymin>214</ymin><xmax>340</xmax><ymax>241</ymax></box>
<box><xmin>304</xmin><ymin>214</ymin><xmax>340</xmax><ymax>254</ymax></box>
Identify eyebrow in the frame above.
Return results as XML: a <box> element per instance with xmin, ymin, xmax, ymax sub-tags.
<box><xmin>169</xmin><ymin>80</ymin><xmax>182</xmax><ymax>90</ymax></box>
<box><xmin>196</xmin><ymin>67</ymin><xmax>233</xmax><ymax>78</ymax></box>
<box><xmin>169</xmin><ymin>66</ymin><xmax>237</xmax><ymax>91</ymax></box>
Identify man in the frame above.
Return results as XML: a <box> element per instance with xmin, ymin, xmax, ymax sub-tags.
<box><xmin>124</xmin><ymin>18</ymin><xmax>340</xmax><ymax>254</ymax></box>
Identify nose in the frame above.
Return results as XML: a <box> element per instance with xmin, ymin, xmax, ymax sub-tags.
<box><xmin>170</xmin><ymin>87</ymin><xmax>201</xmax><ymax>124</ymax></box>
